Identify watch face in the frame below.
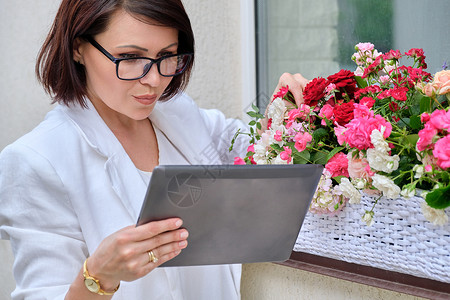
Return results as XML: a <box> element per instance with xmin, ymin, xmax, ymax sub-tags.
<box><xmin>85</xmin><ymin>278</ymin><xmax>100</xmax><ymax>293</ymax></box>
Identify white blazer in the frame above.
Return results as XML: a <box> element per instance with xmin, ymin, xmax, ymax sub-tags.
<box><xmin>0</xmin><ymin>93</ymin><xmax>248</xmax><ymax>300</ymax></box>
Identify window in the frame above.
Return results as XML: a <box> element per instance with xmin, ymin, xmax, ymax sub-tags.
<box><xmin>255</xmin><ymin>0</ymin><xmax>450</xmax><ymax>109</ymax></box>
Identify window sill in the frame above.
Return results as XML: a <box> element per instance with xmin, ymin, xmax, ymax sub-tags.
<box><xmin>277</xmin><ymin>251</ymin><xmax>450</xmax><ymax>300</ymax></box>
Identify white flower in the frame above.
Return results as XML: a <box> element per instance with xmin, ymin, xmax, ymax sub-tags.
<box><xmin>339</xmin><ymin>178</ymin><xmax>361</xmax><ymax>204</ymax></box>
<box><xmin>370</xmin><ymin>128</ymin><xmax>390</xmax><ymax>153</ymax></box>
<box><xmin>352</xmin><ymin>178</ymin><xmax>367</xmax><ymax>190</ymax></box>
<box><xmin>413</xmin><ymin>164</ymin><xmax>424</xmax><ymax>179</ymax></box>
<box><xmin>253</xmin><ymin>144</ymin><xmax>268</xmax><ymax>164</ymax></box>
<box><xmin>354</xmin><ymin>66</ymin><xmax>364</xmax><ymax>76</ymax></box>
<box><xmin>272</xmin><ymin>154</ymin><xmax>288</xmax><ymax>165</ymax></box>
<box><xmin>267</xmin><ymin>98</ymin><xmax>286</xmax><ymax>126</ymax></box>
<box><xmin>362</xmin><ymin>211</ymin><xmax>375</xmax><ymax>226</ymax></box>
<box><xmin>371</xmin><ymin>174</ymin><xmax>401</xmax><ymax>199</ymax></box>
<box><xmin>400</xmin><ymin>185</ymin><xmax>415</xmax><ymax>198</ymax></box>
<box><xmin>421</xmin><ymin>202</ymin><xmax>448</xmax><ymax>226</ymax></box>
<box><xmin>367</xmin><ymin>148</ymin><xmax>399</xmax><ymax>173</ymax></box>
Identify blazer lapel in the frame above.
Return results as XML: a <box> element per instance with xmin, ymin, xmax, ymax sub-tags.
<box><xmin>61</xmin><ymin>101</ymin><xmax>146</xmax><ymax>221</ymax></box>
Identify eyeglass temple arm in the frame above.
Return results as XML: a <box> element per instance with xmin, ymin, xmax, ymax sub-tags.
<box><xmin>85</xmin><ymin>36</ymin><xmax>117</xmax><ymax>62</ymax></box>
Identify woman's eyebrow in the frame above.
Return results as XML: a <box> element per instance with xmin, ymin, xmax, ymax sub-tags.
<box><xmin>116</xmin><ymin>45</ymin><xmax>148</xmax><ymax>52</ymax></box>
<box><xmin>116</xmin><ymin>42</ymin><xmax>178</xmax><ymax>52</ymax></box>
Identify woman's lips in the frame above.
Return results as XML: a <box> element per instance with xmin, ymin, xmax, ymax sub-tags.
<box><xmin>133</xmin><ymin>94</ymin><xmax>157</xmax><ymax>105</ymax></box>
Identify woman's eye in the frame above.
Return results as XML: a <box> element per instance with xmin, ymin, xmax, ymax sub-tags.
<box><xmin>159</xmin><ymin>51</ymin><xmax>175</xmax><ymax>57</ymax></box>
<box><xmin>119</xmin><ymin>53</ymin><xmax>139</xmax><ymax>59</ymax></box>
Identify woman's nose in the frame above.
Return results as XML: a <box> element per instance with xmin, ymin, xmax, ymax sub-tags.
<box><xmin>139</xmin><ymin>63</ymin><xmax>161</xmax><ymax>87</ymax></box>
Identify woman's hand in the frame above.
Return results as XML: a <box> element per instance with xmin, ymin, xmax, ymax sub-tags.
<box><xmin>85</xmin><ymin>218</ymin><xmax>188</xmax><ymax>291</ymax></box>
<box><xmin>259</xmin><ymin>72</ymin><xmax>309</xmax><ymax>131</ymax></box>
<box><xmin>272</xmin><ymin>72</ymin><xmax>309</xmax><ymax>107</ymax></box>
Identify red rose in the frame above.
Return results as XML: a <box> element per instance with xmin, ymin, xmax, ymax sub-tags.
<box><xmin>362</xmin><ymin>55</ymin><xmax>382</xmax><ymax>78</ymax></box>
<box><xmin>389</xmin><ymin>86</ymin><xmax>408</xmax><ymax>101</ymax></box>
<box><xmin>327</xmin><ymin>69</ymin><xmax>358</xmax><ymax>100</ymax></box>
<box><xmin>302</xmin><ymin>77</ymin><xmax>329</xmax><ymax>106</ymax></box>
<box><xmin>382</xmin><ymin>49</ymin><xmax>402</xmax><ymax>60</ymax></box>
<box><xmin>327</xmin><ymin>69</ymin><xmax>356</xmax><ymax>88</ymax></box>
<box><xmin>333</xmin><ymin>101</ymin><xmax>355</xmax><ymax>126</ymax></box>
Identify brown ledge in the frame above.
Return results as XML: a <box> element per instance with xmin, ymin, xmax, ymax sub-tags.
<box><xmin>277</xmin><ymin>251</ymin><xmax>450</xmax><ymax>300</ymax></box>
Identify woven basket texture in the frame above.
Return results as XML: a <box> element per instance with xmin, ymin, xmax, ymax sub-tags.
<box><xmin>295</xmin><ymin>194</ymin><xmax>450</xmax><ymax>283</ymax></box>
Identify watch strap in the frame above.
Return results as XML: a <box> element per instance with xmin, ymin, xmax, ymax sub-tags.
<box><xmin>83</xmin><ymin>258</ymin><xmax>120</xmax><ymax>295</ymax></box>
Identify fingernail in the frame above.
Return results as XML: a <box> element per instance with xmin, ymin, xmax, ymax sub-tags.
<box><xmin>179</xmin><ymin>240</ymin><xmax>187</xmax><ymax>247</ymax></box>
<box><xmin>175</xmin><ymin>219</ymin><xmax>183</xmax><ymax>227</ymax></box>
<box><xmin>180</xmin><ymin>231</ymin><xmax>188</xmax><ymax>239</ymax></box>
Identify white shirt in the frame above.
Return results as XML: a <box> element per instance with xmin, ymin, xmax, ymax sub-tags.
<box><xmin>0</xmin><ymin>93</ymin><xmax>248</xmax><ymax>300</ymax></box>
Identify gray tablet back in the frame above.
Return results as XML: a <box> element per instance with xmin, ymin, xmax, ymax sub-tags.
<box><xmin>136</xmin><ymin>164</ymin><xmax>323</xmax><ymax>267</ymax></box>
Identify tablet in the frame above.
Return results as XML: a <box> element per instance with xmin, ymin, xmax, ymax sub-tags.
<box><xmin>136</xmin><ymin>164</ymin><xmax>323</xmax><ymax>267</ymax></box>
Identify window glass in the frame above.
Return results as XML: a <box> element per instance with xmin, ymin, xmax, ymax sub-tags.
<box><xmin>255</xmin><ymin>0</ymin><xmax>450</xmax><ymax>108</ymax></box>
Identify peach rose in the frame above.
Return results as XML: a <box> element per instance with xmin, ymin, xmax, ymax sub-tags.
<box><xmin>347</xmin><ymin>152</ymin><xmax>370</xmax><ymax>180</ymax></box>
<box><xmin>423</xmin><ymin>82</ymin><xmax>437</xmax><ymax>97</ymax></box>
<box><xmin>432</xmin><ymin>70</ymin><xmax>450</xmax><ymax>95</ymax></box>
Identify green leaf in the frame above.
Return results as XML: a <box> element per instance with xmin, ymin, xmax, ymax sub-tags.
<box><xmin>270</xmin><ymin>144</ymin><xmax>283</xmax><ymax>152</ymax></box>
<box><xmin>326</xmin><ymin>147</ymin><xmax>345</xmax><ymax>162</ymax></box>
<box><xmin>425</xmin><ymin>185</ymin><xmax>450</xmax><ymax>209</ymax></box>
<box><xmin>355</xmin><ymin>76</ymin><xmax>368</xmax><ymax>88</ymax></box>
<box><xmin>419</xmin><ymin>96</ymin><xmax>432</xmax><ymax>113</ymax></box>
<box><xmin>406</xmin><ymin>134</ymin><xmax>419</xmax><ymax>146</ymax></box>
<box><xmin>311</xmin><ymin>151</ymin><xmax>327</xmax><ymax>165</ymax></box>
<box><xmin>247</xmin><ymin>111</ymin><xmax>259</xmax><ymax>118</ymax></box>
<box><xmin>409</xmin><ymin>115</ymin><xmax>422</xmax><ymax>130</ymax></box>
<box><xmin>332</xmin><ymin>176</ymin><xmax>346</xmax><ymax>184</ymax></box>
<box><xmin>312</xmin><ymin>128</ymin><xmax>329</xmax><ymax>142</ymax></box>
<box><xmin>293</xmin><ymin>150</ymin><xmax>311</xmax><ymax>164</ymax></box>
<box><xmin>249</xmin><ymin>120</ymin><xmax>256</xmax><ymax>126</ymax></box>
<box><xmin>251</xmin><ymin>104</ymin><xmax>260</xmax><ymax>113</ymax></box>
<box><xmin>256</xmin><ymin>122</ymin><xmax>262</xmax><ymax>130</ymax></box>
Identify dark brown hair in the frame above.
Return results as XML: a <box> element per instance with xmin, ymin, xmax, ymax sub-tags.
<box><xmin>36</xmin><ymin>0</ymin><xmax>195</xmax><ymax>107</ymax></box>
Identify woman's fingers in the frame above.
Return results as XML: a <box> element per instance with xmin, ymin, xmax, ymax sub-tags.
<box><xmin>274</xmin><ymin>72</ymin><xmax>310</xmax><ymax>107</ymax></box>
<box><xmin>133</xmin><ymin>218</ymin><xmax>184</xmax><ymax>241</ymax></box>
<box><xmin>87</xmin><ymin>218</ymin><xmax>188</xmax><ymax>284</ymax></box>
<box><xmin>141</xmin><ymin>238</ymin><xmax>188</xmax><ymax>267</ymax></box>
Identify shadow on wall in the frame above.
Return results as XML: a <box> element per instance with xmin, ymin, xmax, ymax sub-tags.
<box><xmin>0</xmin><ymin>240</ymin><xmax>15</xmax><ymax>298</ymax></box>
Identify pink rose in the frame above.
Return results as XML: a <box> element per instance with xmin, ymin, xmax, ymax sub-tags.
<box><xmin>356</xmin><ymin>42</ymin><xmax>374</xmax><ymax>53</ymax></box>
<box><xmin>421</xmin><ymin>112</ymin><xmax>430</xmax><ymax>123</ymax></box>
<box><xmin>425</xmin><ymin>165</ymin><xmax>432</xmax><ymax>172</ymax></box>
<box><xmin>234</xmin><ymin>157</ymin><xmax>245</xmax><ymax>165</ymax></box>
<box><xmin>319</xmin><ymin>104</ymin><xmax>334</xmax><ymax>125</ymax></box>
<box><xmin>433</xmin><ymin>135</ymin><xmax>450</xmax><ymax>169</ymax></box>
<box><xmin>344</xmin><ymin>115</ymin><xmax>392</xmax><ymax>150</ymax></box>
<box><xmin>432</xmin><ymin>70</ymin><xmax>450</xmax><ymax>95</ymax></box>
<box><xmin>294</xmin><ymin>132</ymin><xmax>312</xmax><ymax>152</ymax></box>
<box><xmin>334</xmin><ymin>124</ymin><xmax>347</xmax><ymax>146</ymax></box>
<box><xmin>280</xmin><ymin>146</ymin><xmax>292</xmax><ymax>163</ymax></box>
<box><xmin>274</xmin><ymin>130</ymin><xmax>282</xmax><ymax>142</ymax></box>
<box><xmin>353</xmin><ymin>103</ymin><xmax>374</xmax><ymax>118</ymax></box>
<box><xmin>417</xmin><ymin>123</ymin><xmax>438</xmax><ymax>151</ymax></box>
<box><xmin>325</xmin><ymin>152</ymin><xmax>349</xmax><ymax>178</ymax></box>
<box><xmin>247</xmin><ymin>144</ymin><xmax>255</xmax><ymax>153</ymax></box>
<box><xmin>428</xmin><ymin>109</ymin><xmax>447</xmax><ymax>131</ymax></box>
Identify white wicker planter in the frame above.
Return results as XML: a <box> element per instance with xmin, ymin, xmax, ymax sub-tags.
<box><xmin>295</xmin><ymin>194</ymin><xmax>450</xmax><ymax>283</ymax></box>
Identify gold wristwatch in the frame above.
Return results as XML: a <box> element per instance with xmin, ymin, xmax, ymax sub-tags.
<box><xmin>83</xmin><ymin>258</ymin><xmax>120</xmax><ymax>295</ymax></box>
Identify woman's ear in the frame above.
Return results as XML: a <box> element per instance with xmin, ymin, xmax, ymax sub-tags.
<box><xmin>73</xmin><ymin>37</ymin><xmax>85</xmax><ymax>64</ymax></box>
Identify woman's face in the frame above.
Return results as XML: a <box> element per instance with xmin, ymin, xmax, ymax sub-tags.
<box><xmin>74</xmin><ymin>10</ymin><xmax>178</xmax><ymax>122</ymax></box>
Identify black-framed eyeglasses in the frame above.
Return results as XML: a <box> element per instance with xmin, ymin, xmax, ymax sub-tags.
<box><xmin>86</xmin><ymin>37</ymin><xmax>193</xmax><ymax>81</ymax></box>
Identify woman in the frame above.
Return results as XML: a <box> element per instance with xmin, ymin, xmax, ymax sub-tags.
<box><xmin>0</xmin><ymin>0</ymin><xmax>308</xmax><ymax>299</ymax></box>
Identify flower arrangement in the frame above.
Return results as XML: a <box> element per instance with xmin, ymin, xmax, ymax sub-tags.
<box><xmin>231</xmin><ymin>42</ymin><xmax>450</xmax><ymax>226</ymax></box>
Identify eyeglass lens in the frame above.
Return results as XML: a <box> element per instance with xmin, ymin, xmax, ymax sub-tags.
<box><xmin>117</xmin><ymin>54</ymin><xmax>190</xmax><ymax>80</ymax></box>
